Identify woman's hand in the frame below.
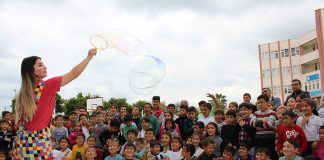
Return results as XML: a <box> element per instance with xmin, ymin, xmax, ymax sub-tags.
<box><xmin>88</xmin><ymin>48</ymin><xmax>97</xmax><ymax>59</ymax></box>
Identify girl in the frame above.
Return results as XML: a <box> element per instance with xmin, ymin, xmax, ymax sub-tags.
<box><xmin>296</xmin><ymin>98</ymin><xmax>322</xmax><ymax>157</ymax></box>
<box><xmin>161</xmin><ymin>132</ymin><xmax>172</xmax><ymax>153</ymax></box>
<box><xmin>13</xmin><ymin>49</ymin><xmax>96</xmax><ymax>159</ymax></box>
<box><xmin>164</xmin><ymin>118</ymin><xmax>181</xmax><ymax>138</ymax></box>
<box><xmin>191</xmin><ymin>133</ymin><xmax>204</xmax><ymax>158</ymax></box>
<box><xmin>166</xmin><ymin>137</ymin><xmax>182</xmax><ymax>160</ymax></box>
<box><xmin>312</xmin><ymin>125</ymin><xmax>324</xmax><ymax>159</ymax></box>
<box><xmin>286</xmin><ymin>98</ymin><xmax>296</xmax><ymax>111</ymax></box>
<box><xmin>52</xmin><ymin>137</ymin><xmax>72</xmax><ymax>160</ymax></box>
<box><xmin>110</xmin><ymin>104</ymin><xmax>119</xmax><ymax>118</ymax></box>
<box><xmin>79</xmin><ymin>114</ymin><xmax>89</xmax><ymax>136</ymax></box>
<box><xmin>205</xmin><ymin>122</ymin><xmax>223</xmax><ymax>157</ymax></box>
<box><xmin>105</xmin><ymin>112</ymin><xmax>114</xmax><ymax>126</ymax></box>
<box><xmin>69</xmin><ymin>122</ymin><xmax>83</xmax><ymax>146</ymax></box>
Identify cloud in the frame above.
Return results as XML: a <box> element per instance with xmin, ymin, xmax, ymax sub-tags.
<box><xmin>0</xmin><ymin>0</ymin><xmax>324</xmax><ymax>113</ymax></box>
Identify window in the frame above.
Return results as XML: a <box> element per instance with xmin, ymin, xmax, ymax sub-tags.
<box><xmin>273</xmin><ymin>86</ymin><xmax>281</xmax><ymax>96</ymax></box>
<box><xmin>272</xmin><ymin>68</ymin><xmax>280</xmax><ymax>77</ymax></box>
<box><xmin>270</xmin><ymin>50</ymin><xmax>278</xmax><ymax>60</ymax></box>
<box><xmin>261</xmin><ymin>52</ymin><xmax>269</xmax><ymax>60</ymax></box>
<box><xmin>316</xmin><ymin>80</ymin><xmax>320</xmax><ymax>89</ymax></box>
<box><xmin>315</xmin><ymin>63</ymin><xmax>319</xmax><ymax>70</ymax></box>
<box><xmin>284</xmin><ymin>85</ymin><xmax>292</xmax><ymax>94</ymax></box>
<box><xmin>292</xmin><ymin>65</ymin><xmax>301</xmax><ymax>75</ymax></box>
<box><xmin>282</xmin><ymin>66</ymin><xmax>290</xmax><ymax>76</ymax></box>
<box><xmin>281</xmin><ymin>49</ymin><xmax>289</xmax><ymax>58</ymax></box>
<box><xmin>296</xmin><ymin>47</ymin><xmax>300</xmax><ymax>55</ymax></box>
<box><xmin>262</xmin><ymin>69</ymin><xmax>270</xmax><ymax>78</ymax></box>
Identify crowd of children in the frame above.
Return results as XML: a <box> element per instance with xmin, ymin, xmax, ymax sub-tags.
<box><xmin>1</xmin><ymin>91</ymin><xmax>324</xmax><ymax>160</ymax></box>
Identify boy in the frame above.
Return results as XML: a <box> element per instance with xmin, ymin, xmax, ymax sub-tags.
<box><xmin>214</xmin><ymin>109</ymin><xmax>225</xmax><ymax>134</ymax></box>
<box><xmin>192</xmin><ymin>121</ymin><xmax>205</xmax><ymax>135</ymax></box>
<box><xmin>237</xmin><ymin>142</ymin><xmax>255</xmax><ymax>160</ymax></box>
<box><xmin>276</xmin><ymin>110</ymin><xmax>307</xmax><ymax>156</ymax></box>
<box><xmin>138</xmin><ymin>117</ymin><xmax>150</xmax><ymax>138</ymax></box>
<box><xmin>175</xmin><ymin>104</ymin><xmax>194</xmax><ymax>140</ymax></box>
<box><xmin>222</xmin><ymin>146</ymin><xmax>235</xmax><ymax>160</ymax></box>
<box><xmin>152</xmin><ymin>96</ymin><xmax>164</xmax><ymax>123</ymax></box>
<box><xmin>221</xmin><ymin>110</ymin><xmax>240</xmax><ymax>150</ymax></box>
<box><xmin>66</xmin><ymin>111</ymin><xmax>78</xmax><ymax>133</ymax></box>
<box><xmin>120</xmin><ymin>114</ymin><xmax>138</xmax><ymax>140</ymax></box>
<box><xmin>238</xmin><ymin>102</ymin><xmax>255</xmax><ymax>154</ymax></box>
<box><xmin>0</xmin><ymin>119</ymin><xmax>13</xmax><ymax>154</ymax></box>
<box><xmin>85</xmin><ymin>121</ymin><xmax>96</xmax><ymax>140</ymax></box>
<box><xmin>95</xmin><ymin>111</ymin><xmax>108</xmax><ymax>148</ymax></box>
<box><xmin>144</xmin><ymin>128</ymin><xmax>155</xmax><ymax>144</ymax></box>
<box><xmin>251</xmin><ymin>94</ymin><xmax>277</xmax><ymax>160</ymax></box>
<box><xmin>279</xmin><ymin>139</ymin><xmax>303</xmax><ymax>160</ymax></box>
<box><xmin>1</xmin><ymin>111</ymin><xmax>13</xmax><ymax>132</ymax></box>
<box><xmin>86</xmin><ymin>136</ymin><xmax>103</xmax><ymax>160</ymax></box>
<box><xmin>68</xmin><ymin>133</ymin><xmax>87</xmax><ymax>160</ymax></box>
<box><xmin>104</xmin><ymin>139</ymin><xmax>122</xmax><ymax>160</ymax></box>
<box><xmin>123</xmin><ymin>143</ymin><xmax>139</xmax><ymax>160</ymax></box>
<box><xmin>197</xmin><ymin>103</ymin><xmax>215</xmax><ymax>126</ymax></box>
<box><xmin>145</xmin><ymin>139</ymin><xmax>168</xmax><ymax>160</ymax></box>
<box><xmin>312</xmin><ymin>125</ymin><xmax>324</xmax><ymax>159</ymax></box>
<box><xmin>142</xmin><ymin>103</ymin><xmax>159</xmax><ymax>135</ymax></box>
<box><xmin>197</xmin><ymin>137</ymin><xmax>217</xmax><ymax>160</ymax></box>
<box><xmin>52</xmin><ymin>115</ymin><xmax>69</xmax><ymax>149</ymax></box>
<box><xmin>188</xmin><ymin>106</ymin><xmax>198</xmax><ymax>123</ymax></box>
<box><xmin>120</xmin><ymin>129</ymin><xmax>138</xmax><ymax>155</ymax></box>
<box><xmin>99</xmin><ymin>118</ymin><xmax>126</xmax><ymax>146</ymax></box>
<box><xmin>181</xmin><ymin>144</ymin><xmax>197</xmax><ymax>160</ymax></box>
<box><xmin>255</xmin><ymin>148</ymin><xmax>270</xmax><ymax>160</ymax></box>
<box><xmin>135</xmin><ymin>138</ymin><xmax>146</xmax><ymax>159</ymax></box>
<box><xmin>167</xmin><ymin>103</ymin><xmax>179</xmax><ymax>120</ymax></box>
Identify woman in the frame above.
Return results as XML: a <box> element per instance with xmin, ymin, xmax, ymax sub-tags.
<box><xmin>13</xmin><ymin>48</ymin><xmax>97</xmax><ymax>160</ymax></box>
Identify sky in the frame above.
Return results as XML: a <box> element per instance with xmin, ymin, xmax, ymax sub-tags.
<box><xmin>0</xmin><ymin>0</ymin><xmax>324</xmax><ymax>113</ymax></box>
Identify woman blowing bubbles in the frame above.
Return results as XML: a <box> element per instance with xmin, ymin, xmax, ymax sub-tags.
<box><xmin>13</xmin><ymin>48</ymin><xmax>97</xmax><ymax>160</ymax></box>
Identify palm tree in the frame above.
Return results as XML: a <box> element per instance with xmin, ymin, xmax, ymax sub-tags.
<box><xmin>208</xmin><ymin>93</ymin><xmax>227</xmax><ymax>109</ymax></box>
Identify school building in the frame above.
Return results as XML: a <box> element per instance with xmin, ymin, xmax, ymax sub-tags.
<box><xmin>258</xmin><ymin>8</ymin><xmax>324</xmax><ymax>102</ymax></box>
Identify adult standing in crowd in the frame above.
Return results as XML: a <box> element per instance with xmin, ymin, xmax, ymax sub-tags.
<box><xmin>13</xmin><ymin>48</ymin><xmax>97</xmax><ymax>159</ymax></box>
<box><xmin>284</xmin><ymin>79</ymin><xmax>310</xmax><ymax>106</ymax></box>
<box><xmin>262</xmin><ymin>87</ymin><xmax>281</xmax><ymax>110</ymax></box>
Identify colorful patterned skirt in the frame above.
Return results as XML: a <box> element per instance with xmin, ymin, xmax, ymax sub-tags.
<box><xmin>13</xmin><ymin>127</ymin><xmax>53</xmax><ymax>160</ymax></box>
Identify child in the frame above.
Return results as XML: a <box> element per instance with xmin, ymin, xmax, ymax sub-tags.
<box><xmin>167</xmin><ymin>103</ymin><xmax>179</xmax><ymax>121</ymax></box>
<box><xmin>85</xmin><ymin>121</ymin><xmax>96</xmax><ymax>140</ymax></box>
<box><xmin>52</xmin><ymin>115</ymin><xmax>69</xmax><ymax>149</ymax></box>
<box><xmin>105</xmin><ymin>112</ymin><xmax>114</xmax><ymax>126</ymax></box>
<box><xmin>296</xmin><ymin>98</ymin><xmax>323</xmax><ymax>156</ymax></box>
<box><xmin>188</xmin><ymin>106</ymin><xmax>198</xmax><ymax>123</ymax></box>
<box><xmin>286</xmin><ymin>98</ymin><xmax>296</xmax><ymax>111</ymax></box>
<box><xmin>163</xmin><ymin>118</ymin><xmax>181</xmax><ymax>138</ymax></box>
<box><xmin>144</xmin><ymin>128</ymin><xmax>155</xmax><ymax>144</ymax></box>
<box><xmin>166</xmin><ymin>137</ymin><xmax>182</xmax><ymax>160</ymax></box>
<box><xmin>161</xmin><ymin>132</ymin><xmax>172</xmax><ymax>152</ymax></box>
<box><xmin>123</xmin><ymin>143</ymin><xmax>140</xmax><ymax>160</ymax></box>
<box><xmin>221</xmin><ymin>110</ymin><xmax>240</xmax><ymax>150</ymax></box>
<box><xmin>214</xmin><ymin>109</ymin><xmax>226</xmax><ymax>134</ymax></box>
<box><xmin>66</xmin><ymin>111</ymin><xmax>78</xmax><ymax>133</ymax></box>
<box><xmin>236</xmin><ymin>142</ymin><xmax>255</xmax><ymax>160</ymax></box>
<box><xmin>104</xmin><ymin>139</ymin><xmax>122</xmax><ymax>160</ymax></box>
<box><xmin>0</xmin><ymin>119</ymin><xmax>13</xmax><ymax>154</ymax></box>
<box><xmin>84</xmin><ymin>146</ymin><xmax>97</xmax><ymax>160</ymax></box>
<box><xmin>120</xmin><ymin>129</ymin><xmax>138</xmax><ymax>156</ymax></box>
<box><xmin>68</xmin><ymin>133</ymin><xmax>87</xmax><ymax>160</ymax></box>
<box><xmin>138</xmin><ymin>117</ymin><xmax>150</xmax><ymax>139</ymax></box>
<box><xmin>135</xmin><ymin>138</ymin><xmax>146</xmax><ymax>159</ymax></box>
<box><xmin>238</xmin><ymin>103</ymin><xmax>255</xmax><ymax>154</ymax></box>
<box><xmin>69</xmin><ymin>122</ymin><xmax>83</xmax><ymax>146</ymax></box>
<box><xmin>192</xmin><ymin>121</ymin><xmax>205</xmax><ymax>135</ymax></box>
<box><xmin>132</xmin><ymin>106</ymin><xmax>142</xmax><ymax>128</ymax></box>
<box><xmin>143</xmin><ymin>103</ymin><xmax>159</xmax><ymax>135</ymax></box>
<box><xmin>145</xmin><ymin>139</ymin><xmax>169</xmax><ymax>160</ymax></box>
<box><xmin>205</xmin><ymin>122</ymin><xmax>223</xmax><ymax>157</ymax></box>
<box><xmin>87</xmin><ymin>136</ymin><xmax>103</xmax><ymax>160</ymax></box>
<box><xmin>175</xmin><ymin>104</ymin><xmax>194</xmax><ymax>141</ymax></box>
<box><xmin>222</xmin><ymin>146</ymin><xmax>236</xmax><ymax>160</ymax></box>
<box><xmin>99</xmin><ymin>118</ymin><xmax>126</xmax><ymax>146</ymax></box>
<box><xmin>191</xmin><ymin>133</ymin><xmax>204</xmax><ymax>158</ymax></box>
<box><xmin>251</xmin><ymin>94</ymin><xmax>277</xmax><ymax>160</ymax></box>
<box><xmin>120</xmin><ymin>106</ymin><xmax>127</xmax><ymax>113</ymax></box>
<box><xmin>312</xmin><ymin>125</ymin><xmax>324</xmax><ymax>159</ymax></box>
<box><xmin>0</xmin><ymin>150</ymin><xmax>7</xmax><ymax>160</ymax></box>
<box><xmin>197</xmin><ymin>137</ymin><xmax>217</xmax><ymax>160</ymax></box>
<box><xmin>276</xmin><ymin>110</ymin><xmax>307</xmax><ymax>156</ymax></box>
<box><xmin>275</xmin><ymin>106</ymin><xmax>287</xmax><ymax>127</ymax></box>
<box><xmin>52</xmin><ymin>137</ymin><xmax>72</xmax><ymax>160</ymax></box>
<box><xmin>279</xmin><ymin>139</ymin><xmax>303</xmax><ymax>160</ymax></box>
<box><xmin>255</xmin><ymin>148</ymin><xmax>270</xmax><ymax>160</ymax></box>
<box><xmin>79</xmin><ymin>114</ymin><xmax>89</xmax><ymax>135</ymax></box>
<box><xmin>110</xmin><ymin>104</ymin><xmax>119</xmax><ymax>118</ymax></box>
<box><xmin>181</xmin><ymin>144</ymin><xmax>197</xmax><ymax>160</ymax></box>
<box><xmin>95</xmin><ymin>111</ymin><xmax>109</xmax><ymax>148</ymax></box>
<box><xmin>228</xmin><ymin>102</ymin><xmax>239</xmax><ymax>113</ymax></box>
<box><xmin>197</xmin><ymin>103</ymin><xmax>215</xmax><ymax>126</ymax></box>
<box><xmin>121</xmin><ymin>114</ymin><xmax>138</xmax><ymax>140</ymax></box>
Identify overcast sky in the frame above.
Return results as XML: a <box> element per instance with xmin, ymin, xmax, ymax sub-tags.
<box><xmin>0</xmin><ymin>0</ymin><xmax>323</xmax><ymax>113</ymax></box>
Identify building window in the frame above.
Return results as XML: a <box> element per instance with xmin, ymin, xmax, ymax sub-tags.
<box><xmin>315</xmin><ymin>63</ymin><xmax>319</xmax><ymax>70</ymax></box>
<box><xmin>305</xmin><ymin>83</ymin><xmax>307</xmax><ymax>91</ymax></box>
<box><xmin>262</xmin><ymin>69</ymin><xmax>270</xmax><ymax>78</ymax></box>
<box><xmin>292</xmin><ymin>65</ymin><xmax>301</xmax><ymax>75</ymax></box>
<box><xmin>270</xmin><ymin>50</ymin><xmax>278</xmax><ymax>60</ymax></box>
<box><xmin>316</xmin><ymin>80</ymin><xmax>320</xmax><ymax>89</ymax></box>
<box><xmin>281</xmin><ymin>49</ymin><xmax>289</xmax><ymax>58</ymax></box>
<box><xmin>284</xmin><ymin>85</ymin><xmax>293</xmax><ymax>94</ymax></box>
<box><xmin>261</xmin><ymin>52</ymin><xmax>269</xmax><ymax>60</ymax></box>
<box><xmin>282</xmin><ymin>66</ymin><xmax>290</xmax><ymax>76</ymax></box>
<box><xmin>272</xmin><ymin>68</ymin><xmax>280</xmax><ymax>77</ymax></box>
<box><xmin>273</xmin><ymin>86</ymin><xmax>281</xmax><ymax>96</ymax></box>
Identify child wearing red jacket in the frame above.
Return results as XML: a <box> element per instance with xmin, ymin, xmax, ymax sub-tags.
<box><xmin>276</xmin><ymin>110</ymin><xmax>307</xmax><ymax>156</ymax></box>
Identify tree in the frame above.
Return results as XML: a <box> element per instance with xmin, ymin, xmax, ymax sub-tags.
<box><xmin>55</xmin><ymin>93</ymin><xmax>64</xmax><ymax>113</ymax></box>
<box><xmin>103</xmin><ymin>98</ymin><xmax>131</xmax><ymax>112</ymax></box>
<box><xmin>208</xmin><ymin>93</ymin><xmax>227</xmax><ymax>109</ymax></box>
<box><xmin>132</xmin><ymin>100</ymin><xmax>148</xmax><ymax>111</ymax></box>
